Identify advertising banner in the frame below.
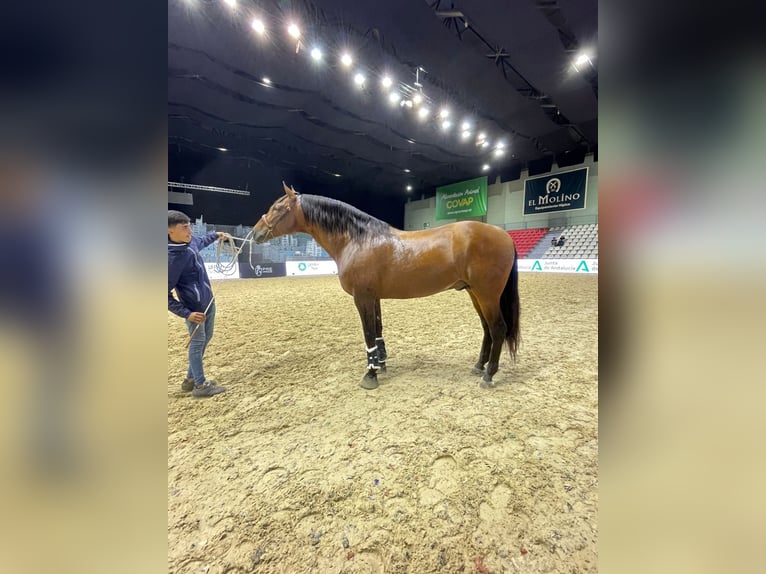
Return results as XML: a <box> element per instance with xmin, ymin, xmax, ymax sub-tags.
<box><xmin>517</xmin><ymin>259</ymin><xmax>598</xmax><ymax>273</ymax></box>
<box><xmin>523</xmin><ymin>168</ymin><xmax>588</xmax><ymax>215</ymax></box>
<box><xmin>205</xmin><ymin>262</ymin><xmax>239</xmax><ymax>280</ymax></box>
<box><xmin>285</xmin><ymin>261</ymin><xmax>338</xmax><ymax>276</ymax></box>
<box><xmin>435</xmin><ymin>176</ymin><xmax>488</xmax><ymax>220</ymax></box>
<box><xmin>237</xmin><ymin>262</ymin><xmax>286</xmax><ymax>279</ymax></box>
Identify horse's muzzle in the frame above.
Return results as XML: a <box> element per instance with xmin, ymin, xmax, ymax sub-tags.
<box><xmin>252</xmin><ymin>227</ymin><xmax>268</xmax><ymax>243</ymax></box>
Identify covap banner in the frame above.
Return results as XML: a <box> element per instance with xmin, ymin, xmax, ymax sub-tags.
<box><xmin>435</xmin><ymin>176</ymin><xmax>488</xmax><ymax>220</ymax></box>
<box><xmin>523</xmin><ymin>167</ymin><xmax>588</xmax><ymax>215</ymax></box>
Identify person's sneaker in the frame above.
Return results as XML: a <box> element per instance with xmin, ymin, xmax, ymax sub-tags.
<box><xmin>192</xmin><ymin>381</ymin><xmax>226</xmax><ymax>398</ymax></box>
<box><xmin>181</xmin><ymin>377</ymin><xmax>195</xmax><ymax>392</ymax></box>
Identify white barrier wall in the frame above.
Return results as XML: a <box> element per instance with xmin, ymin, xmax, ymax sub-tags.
<box><xmin>205</xmin><ymin>262</ymin><xmax>239</xmax><ymax>280</ymax></box>
<box><xmin>285</xmin><ymin>260</ymin><xmax>338</xmax><ymax>276</ymax></box>
<box><xmin>208</xmin><ymin>259</ymin><xmax>596</xmax><ymax>278</ymax></box>
<box><xmin>517</xmin><ymin>259</ymin><xmax>598</xmax><ymax>273</ymax></box>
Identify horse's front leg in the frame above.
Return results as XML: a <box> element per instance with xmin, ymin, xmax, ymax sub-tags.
<box><xmin>354</xmin><ymin>294</ymin><xmax>381</xmax><ymax>390</ymax></box>
<box><xmin>374</xmin><ymin>298</ymin><xmax>387</xmax><ymax>372</ymax></box>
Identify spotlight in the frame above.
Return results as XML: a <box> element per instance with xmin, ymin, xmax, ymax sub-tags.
<box><xmin>477</xmin><ymin>131</ymin><xmax>486</xmax><ymax>141</ymax></box>
<box><xmin>217</xmin><ymin>147</ymin><xmax>228</xmax><ymax>152</ymax></box>
<box><xmin>403</xmin><ymin>169</ymin><xmax>411</xmax><ymax>173</ymax></box>
<box><xmin>482</xmin><ymin>164</ymin><xmax>490</xmax><ymax>171</ymax></box>
<box><xmin>418</xmin><ymin>107</ymin><xmax>429</xmax><ymax>120</ymax></box>
<box><xmin>340</xmin><ymin>53</ymin><xmax>353</xmax><ymax>67</ymax></box>
<box><xmin>494</xmin><ymin>147</ymin><xmax>505</xmax><ymax>156</ymax></box>
<box><xmin>311</xmin><ymin>47</ymin><xmax>322</xmax><ymax>61</ymax></box>
<box><xmin>262</xmin><ymin>77</ymin><xmax>271</xmax><ymax>84</ymax></box>
<box><xmin>406</xmin><ymin>185</ymin><xmax>413</xmax><ymax>191</ymax></box>
<box><xmin>251</xmin><ymin>18</ymin><xmax>265</xmax><ymax>34</ymax></box>
<box><xmin>481</xmin><ymin>140</ymin><xmax>490</xmax><ymax>148</ymax></box>
<box><xmin>354</xmin><ymin>73</ymin><xmax>366</xmax><ymax>86</ymax></box>
<box><xmin>412</xmin><ymin>93</ymin><xmax>423</xmax><ymax>105</ymax></box>
<box><xmin>389</xmin><ymin>91</ymin><xmax>401</xmax><ymax>105</ymax></box>
<box><xmin>461</xmin><ymin>121</ymin><xmax>471</xmax><ymax>131</ymax></box>
<box><xmin>461</xmin><ymin>130</ymin><xmax>471</xmax><ymax>139</ymax></box>
<box><xmin>381</xmin><ymin>75</ymin><xmax>393</xmax><ymax>88</ymax></box>
<box><xmin>287</xmin><ymin>23</ymin><xmax>301</xmax><ymax>39</ymax></box>
<box><xmin>575</xmin><ymin>53</ymin><xmax>591</xmax><ymax>66</ymax></box>
<box><xmin>439</xmin><ymin>108</ymin><xmax>450</xmax><ymax>119</ymax></box>
<box><xmin>223</xmin><ymin>0</ymin><xmax>236</xmax><ymax>7</ymax></box>
<box><xmin>441</xmin><ymin>120</ymin><xmax>452</xmax><ymax>131</ymax></box>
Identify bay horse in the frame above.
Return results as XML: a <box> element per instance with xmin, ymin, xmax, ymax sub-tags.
<box><xmin>252</xmin><ymin>183</ymin><xmax>520</xmax><ymax>390</ymax></box>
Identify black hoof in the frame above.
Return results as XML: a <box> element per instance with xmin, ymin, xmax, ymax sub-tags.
<box><xmin>360</xmin><ymin>372</ymin><xmax>379</xmax><ymax>390</ymax></box>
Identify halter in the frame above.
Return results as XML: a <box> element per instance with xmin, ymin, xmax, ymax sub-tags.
<box><xmin>260</xmin><ymin>196</ymin><xmax>298</xmax><ymax>240</ymax></box>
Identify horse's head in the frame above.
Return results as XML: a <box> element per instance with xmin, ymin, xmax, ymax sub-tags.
<box><xmin>253</xmin><ymin>182</ymin><xmax>302</xmax><ymax>243</ymax></box>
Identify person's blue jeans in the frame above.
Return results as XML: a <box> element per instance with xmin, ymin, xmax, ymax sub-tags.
<box><xmin>185</xmin><ymin>301</ymin><xmax>216</xmax><ymax>385</ymax></box>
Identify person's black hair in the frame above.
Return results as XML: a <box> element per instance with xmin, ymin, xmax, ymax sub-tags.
<box><xmin>168</xmin><ymin>210</ymin><xmax>190</xmax><ymax>227</ymax></box>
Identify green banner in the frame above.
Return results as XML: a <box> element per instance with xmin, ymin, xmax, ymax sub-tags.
<box><xmin>435</xmin><ymin>176</ymin><xmax>488</xmax><ymax>220</ymax></box>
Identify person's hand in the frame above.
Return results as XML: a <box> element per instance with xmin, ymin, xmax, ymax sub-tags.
<box><xmin>188</xmin><ymin>312</ymin><xmax>206</xmax><ymax>324</ymax></box>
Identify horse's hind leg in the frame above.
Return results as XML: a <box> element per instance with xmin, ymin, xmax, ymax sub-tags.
<box><xmin>468</xmin><ymin>290</ymin><xmax>491</xmax><ymax>375</ymax></box>
<box><xmin>374</xmin><ymin>299</ymin><xmax>387</xmax><ymax>372</ymax></box>
<box><xmin>474</xmin><ymin>295</ymin><xmax>508</xmax><ymax>388</ymax></box>
<box><xmin>354</xmin><ymin>294</ymin><xmax>381</xmax><ymax>390</ymax></box>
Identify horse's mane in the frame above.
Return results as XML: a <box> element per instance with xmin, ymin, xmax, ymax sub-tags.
<box><xmin>300</xmin><ymin>195</ymin><xmax>392</xmax><ymax>241</ymax></box>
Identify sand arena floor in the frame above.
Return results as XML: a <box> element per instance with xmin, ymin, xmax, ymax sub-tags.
<box><xmin>168</xmin><ymin>273</ymin><xmax>598</xmax><ymax>573</ymax></box>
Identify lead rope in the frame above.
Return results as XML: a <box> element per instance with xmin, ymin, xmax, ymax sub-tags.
<box><xmin>213</xmin><ymin>232</ymin><xmax>257</xmax><ymax>274</ymax></box>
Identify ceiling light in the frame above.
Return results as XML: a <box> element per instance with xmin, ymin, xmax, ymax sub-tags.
<box><xmin>481</xmin><ymin>140</ymin><xmax>490</xmax><ymax>148</ymax></box>
<box><xmin>477</xmin><ymin>131</ymin><xmax>486</xmax><ymax>141</ymax></box>
<box><xmin>496</xmin><ymin>140</ymin><xmax>506</xmax><ymax>148</ymax></box>
<box><xmin>311</xmin><ymin>47</ymin><xmax>322</xmax><ymax>61</ymax></box>
<box><xmin>354</xmin><ymin>73</ymin><xmax>366</xmax><ymax>86</ymax></box>
<box><xmin>389</xmin><ymin>91</ymin><xmax>401</xmax><ymax>104</ymax></box>
<box><xmin>418</xmin><ymin>107</ymin><xmax>429</xmax><ymax>120</ymax></box>
<box><xmin>403</xmin><ymin>169</ymin><xmax>411</xmax><ymax>173</ymax></box>
<box><xmin>340</xmin><ymin>53</ymin><xmax>353</xmax><ymax>67</ymax></box>
<box><xmin>482</xmin><ymin>164</ymin><xmax>490</xmax><ymax>171</ymax></box>
<box><xmin>461</xmin><ymin>121</ymin><xmax>471</xmax><ymax>131</ymax></box>
<box><xmin>217</xmin><ymin>147</ymin><xmax>228</xmax><ymax>152</ymax></box>
<box><xmin>439</xmin><ymin>108</ymin><xmax>450</xmax><ymax>119</ymax></box>
<box><xmin>406</xmin><ymin>185</ymin><xmax>413</xmax><ymax>191</ymax></box>
<box><xmin>262</xmin><ymin>77</ymin><xmax>271</xmax><ymax>84</ymax></box>
<box><xmin>461</xmin><ymin>130</ymin><xmax>471</xmax><ymax>139</ymax></box>
<box><xmin>251</xmin><ymin>18</ymin><xmax>265</xmax><ymax>34</ymax></box>
<box><xmin>333</xmin><ymin>173</ymin><xmax>342</xmax><ymax>177</ymax></box>
<box><xmin>412</xmin><ymin>93</ymin><xmax>423</xmax><ymax>105</ymax></box>
<box><xmin>575</xmin><ymin>53</ymin><xmax>590</xmax><ymax>66</ymax></box>
<box><xmin>381</xmin><ymin>75</ymin><xmax>393</xmax><ymax>88</ymax></box>
<box><xmin>494</xmin><ymin>148</ymin><xmax>505</xmax><ymax>156</ymax></box>
<box><xmin>441</xmin><ymin>120</ymin><xmax>452</xmax><ymax>131</ymax></box>
<box><xmin>287</xmin><ymin>23</ymin><xmax>301</xmax><ymax>39</ymax></box>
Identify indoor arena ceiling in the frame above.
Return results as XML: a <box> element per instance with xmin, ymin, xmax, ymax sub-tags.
<box><xmin>168</xmin><ymin>0</ymin><xmax>597</xmax><ymax>225</ymax></box>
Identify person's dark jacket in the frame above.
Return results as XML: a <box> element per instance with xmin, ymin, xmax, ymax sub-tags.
<box><xmin>168</xmin><ymin>232</ymin><xmax>219</xmax><ymax>318</ymax></box>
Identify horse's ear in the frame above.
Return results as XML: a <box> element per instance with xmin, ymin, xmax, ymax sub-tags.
<box><xmin>282</xmin><ymin>181</ymin><xmax>294</xmax><ymax>197</ymax></box>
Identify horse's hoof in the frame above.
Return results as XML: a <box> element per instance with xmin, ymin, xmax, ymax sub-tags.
<box><xmin>379</xmin><ymin>363</ymin><xmax>387</xmax><ymax>373</ymax></box>
<box><xmin>479</xmin><ymin>379</ymin><xmax>496</xmax><ymax>389</ymax></box>
<box><xmin>360</xmin><ymin>373</ymin><xmax>379</xmax><ymax>390</ymax></box>
<box><xmin>471</xmin><ymin>366</ymin><xmax>485</xmax><ymax>375</ymax></box>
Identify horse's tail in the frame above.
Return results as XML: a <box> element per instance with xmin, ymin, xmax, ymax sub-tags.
<box><xmin>500</xmin><ymin>247</ymin><xmax>521</xmax><ymax>361</ymax></box>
